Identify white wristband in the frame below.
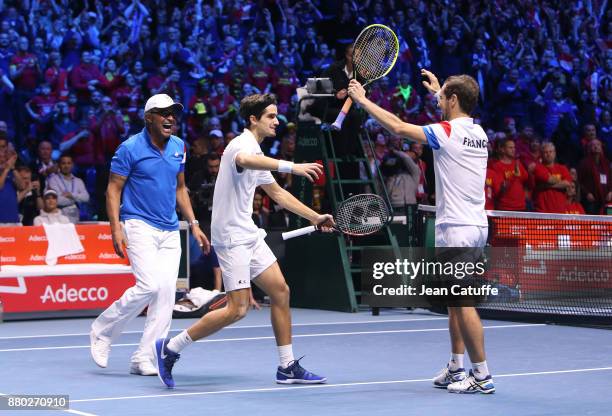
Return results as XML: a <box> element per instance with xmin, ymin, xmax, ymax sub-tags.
<box><xmin>278</xmin><ymin>160</ymin><xmax>294</xmax><ymax>173</ymax></box>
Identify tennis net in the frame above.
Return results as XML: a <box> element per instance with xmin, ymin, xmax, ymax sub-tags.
<box><xmin>417</xmin><ymin>206</ymin><xmax>612</xmax><ymax>326</ymax></box>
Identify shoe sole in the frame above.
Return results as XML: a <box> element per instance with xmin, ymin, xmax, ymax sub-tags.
<box><xmin>130</xmin><ymin>368</ymin><xmax>158</xmax><ymax>376</ymax></box>
<box><xmin>448</xmin><ymin>387</ymin><xmax>495</xmax><ymax>394</ymax></box>
<box><xmin>90</xmin><ymin>331</ymin><xmax>108</xmax><ymax>368</ymax></box>
<box><xmin>276</xmin><ymin>378</ymin><xmax>328</xmax><ymax>384</ymax></box>
<box><xmin>153</xmin><ymin>340</ymin><xmax>174</xmax><ymax>388</ymax></box>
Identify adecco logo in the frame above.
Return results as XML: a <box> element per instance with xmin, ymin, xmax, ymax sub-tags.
<box><xmin>29</xmin><ymin>254</ymin><xmax>46</xmax><ymax>261</ymax></box>
<box><xmin>0</xmin><ymin>256</ymin><xmax>16</xmax><ymax>262</ymax></box>
<box><xmin>28</xmin><ymin>235</ymin><xmax>47</xmax><ymax>242</ymax></box>
<box><xmin>99</xmin><ymin>252</ymin><xmax>120</xmax><ymax>259</ymax></box>
<box><xmin>98</xmin><ymin>233</ymin><xmax>112</xmax><ymax>240</ymax></box>
<box><xmin>40</xmin><ymin>284</ymin><xmax>109</xmax><ymax>304</ymax></box>
<box><xmin>0</xmin><ymin>236</ymin><xmax>16</xmax><ymax>243</ymax></box>
<box><xmin>64</xmin><ymin>254</ymin><xmax>86</xmax><ymax>260</ymax></box>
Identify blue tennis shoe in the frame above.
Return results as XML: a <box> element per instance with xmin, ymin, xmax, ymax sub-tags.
<box><xmin>154</xmin><ymin>338</ymin><xmax>180</xmax><ymax>388</ymax></box>
<box><xmin>276</xmin><ymin>356</ymin><xmax>327</xmax><ymax>384</ymax></box>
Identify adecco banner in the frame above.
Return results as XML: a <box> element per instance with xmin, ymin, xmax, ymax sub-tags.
<box><xmin>0</xmin><ymin>274</ymin><xmax>135</xmax><ymax>313</ymax></box>
<box><xmin>0</xmin><ymin>224</ymin><xmax>129</xmax><ymax>266</ymax></box>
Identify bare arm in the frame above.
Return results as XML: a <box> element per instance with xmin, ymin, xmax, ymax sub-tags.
<box><xmin>260</xmin><ymin>181</ymin><xmax>333</xmax><ymax>228</ymax></box>
<box><xmin>235</xmin><ymin>153</ymin><xmax>323</xmax><ymax>182</ymax></box>
<box><xmin>348</xmin><ymin>79</ymin><xmax>427</xmax><ymax>143</ymax></box>
<box><xmin>176</xmin><ymin>171</ymin><xmax>210</xmax><ymax>253</ymax></box>
<box><xmin>106</xmin><ymin>172</ymin><xmax>128</xmax><ymax>257</ymax></box>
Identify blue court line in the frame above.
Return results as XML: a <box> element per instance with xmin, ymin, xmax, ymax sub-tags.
<box><xmin>0</xmin><ymin>323</ymin><xmax>544</xmax><ymax>352</ymax></box>
<box><xmin>69</xmin><ymin>366</ymin><xmax>612</xmax><ymax>403</ymax></box>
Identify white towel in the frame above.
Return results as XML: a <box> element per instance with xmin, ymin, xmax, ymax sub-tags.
<box><xmin>42</xmin><ymin>223</ymin><xmax>84</xmax><ymax>266</ymax></box>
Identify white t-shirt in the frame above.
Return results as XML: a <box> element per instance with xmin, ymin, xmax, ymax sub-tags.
<box><xmin>422</xmin><ymin>117</ymin><xmax>488</xmax><ymax>227</ymax></box>
<box><xmin>211</xmin><ymin>129</ymin><xmax>275</xmax><ymax>247</ymax></box>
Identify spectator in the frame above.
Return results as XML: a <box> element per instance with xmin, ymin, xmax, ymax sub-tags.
<box><xmin>578</xmin><ymin>139</ymin><xmax>611</xmax><ymax>214</ymax></box>
<box><xmin>565</xmin><ymin>181</ymin><xmax>585</xmax><ymax>215</ymax></box>
<box><xmin>30</xmin><ymin>140</ymin><xmax>57</xmax><ymax>190</ymax></box>
<box><xmin>381</xmin><ymin>139</ymin><xmax>420</xmax><ymax>212</ymax></box>
<box><xmin>485</xmin><ymin>162</ymin><xmax>503</xmax><ymax>211</ymax></box>
<box><xmin>533</xmin><ymin>143</ymin><xmax>572</xmax><ymax>213</ymax></box>
<box><xmin>208</xmin><ymin>129</ymin><xmax>225</xmax><ymax>155</ymax></box>
<box><xmin>33</xmin><ymin>189</ymin><xmax>70</xmax><ymax>225</ymax></box>
<box><xmin>185</xmin><ymin>136</ymin><xmax>209</xmax><ymax>186</ymax></box>
<box><xmin>190</xmin><ymin>152</ymin><xmax>220</xmax><ymax>228</ymax></box>
<box><xmin>10</xmin><ymin>36</ymin><xmax>40</xmax><ymax>144</ymax></box>
<box><xmin>0</xmin><ymin>141</ymin><xmax>22</xmax><ymax>224</ymax></box>
<box><xmin>252</xmin><ymin>190</ymin><xmax>270</xmax><ymax>228</ymax></box>
<box><xmin>45</xmin><ymin>154</ymin><xmax>90</xmax><ymax>223</ymax></box>
<box><xmin>15</xmin><ymin>165</ymin><xmax>42</xmax><ymax>225</ymax></box>
<box><xmin>490</xmin><ymin>139</ymin><xmax>529</xmax><ymax>211</ymax></box>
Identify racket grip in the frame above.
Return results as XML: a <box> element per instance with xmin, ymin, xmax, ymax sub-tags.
<box><xmin>331</xmin><ymin>97</ymin><xmax>354</xmax><ymax>130</ymax></box>
<box><xmin>282</xmin><ymin>225</ymin><xmax>317</xmax><ymax>240</ymax></box>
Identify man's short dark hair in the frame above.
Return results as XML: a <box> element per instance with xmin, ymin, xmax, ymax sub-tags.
<box><xmin>239</xmin><ymin>94</ymin><xmax>277</xmax><ymax>127</ymax></box>
<box><xmin>207</xmin><ymin>152</ymin><xmax>220</xmax><ymax>163</ymax></box>
<box><xmin>444</xmin><ymin>75</ymin><xmax>480</xmax><ymax>115</ymax></box>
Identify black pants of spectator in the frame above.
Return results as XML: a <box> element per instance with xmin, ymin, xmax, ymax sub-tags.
<box><xmin>583</xmin><ymin>200</ymin><xmax>604</xmax><ymax>215</ymax></box>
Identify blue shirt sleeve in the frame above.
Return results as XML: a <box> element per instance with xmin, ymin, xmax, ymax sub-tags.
<box><xmin>110</xmin><ymin>142</ymin><xmax>132</xmax><ymax>177</ymax></box>
<box><xmin>422</xmin><ymin>126</ymin><xmax>440</xmax><ymax>150</ymax></box>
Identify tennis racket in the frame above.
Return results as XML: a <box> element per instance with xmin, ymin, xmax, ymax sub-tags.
<box><xmin>331</xmin><ymin>24</ymin><xmax>399</xmax><ymax>130</ymax></box>
<box><xmin>282</xmin><ymin>193</ymin><xmax>391</xmax><ymax>240</ymax></box>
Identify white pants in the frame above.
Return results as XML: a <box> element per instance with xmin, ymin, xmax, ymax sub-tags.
<box><xmin>435</xmin><ymin>223</ymin><xmax>488</xmax><ymax>248</ymax></box>
<box><xmin>91</xmin><ymin>219</ymin><xmax>181</xmax><ymax>364</ymax></box>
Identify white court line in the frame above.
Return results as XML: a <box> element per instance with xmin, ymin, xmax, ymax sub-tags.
<box><xmin>0</xmin><ymin>393</ymin><xmax>98</xmax><ymax>416</ymax></box>
<box><xmin>70</xmin><ymin>366</ymin><xmax>612</xmax><ymax>403</ymax></box>
<box><xmin>0</xmin><ymin>317</ymin><xmax>449</xmax><ymax>340</ymax></box>
<box><xmin>0</xmin><ymin>324</ymin><xmax>543</xmax><ymax>353</ymax></box>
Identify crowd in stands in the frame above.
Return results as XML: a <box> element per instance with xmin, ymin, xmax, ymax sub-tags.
<box><xmin>0</xmin><ymin>0</ymin><xmax>611</xmax><ymax>231</ymax></box>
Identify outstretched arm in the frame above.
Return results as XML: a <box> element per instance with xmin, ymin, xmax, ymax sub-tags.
<box><xmin>235</xmin><ymin>153</ymin><xmax>324</xmax><ymax>183</ymax></box>
<box><xmin>348</xmin><ymin>79</ymin><xmax>427</xmax><ymax>143</ymax></box>
<box><xmin>260</xmin><ymin>181</ymin><xmax>334</xmax><ymax>229</ymax></box>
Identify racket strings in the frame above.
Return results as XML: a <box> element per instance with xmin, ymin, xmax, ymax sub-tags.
<box><xmin>353</xmin><ymin>26</ymin><xmax>398</xmax><ymax>81</ymax></box>
<box><xmin>335</xmin><ymin>194</ymin><xmax>391</xmax><ymax>236</ymax></box>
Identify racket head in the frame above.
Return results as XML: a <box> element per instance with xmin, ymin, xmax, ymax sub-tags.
<box><xmin>334</xmin><ymin>193</ymin><xmax>392</xmax><ymax>236</ymax></box>
<box><xmin>352</xmin><ymin>24</ymin><xmax>399</xmax><ymax>85</ymax></box>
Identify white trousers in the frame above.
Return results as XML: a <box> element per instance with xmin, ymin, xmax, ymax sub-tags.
<box><xmin>435</xmin><ymin>223</ymin><xmax>488</xmax><ymax>248</ymax></box>
<box><xmin>91</xmin><ymin>219</ymin><xmax>181</xmax><ymax>364</ymax></box>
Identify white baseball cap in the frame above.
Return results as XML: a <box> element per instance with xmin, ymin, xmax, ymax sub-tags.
<box><xmin>144</xmin><ymin>94</ymin><xmax>184</xmax><ymax>113</ymax></box>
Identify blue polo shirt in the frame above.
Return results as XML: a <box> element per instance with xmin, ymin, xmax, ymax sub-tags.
<box><xmin>0</xmin><ymin>170</ymin><xmax>19</xmax><ymax>223</ymax></box>
<box><xmin>110</xmin><ymin>129</ymin><xmax>186</xmax><ymax>231</ymax></box>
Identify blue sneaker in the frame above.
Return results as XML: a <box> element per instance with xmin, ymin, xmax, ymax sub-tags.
<box><xmin>447</xmin><ymin>370</ymin><xmax>495</xmax><ymax>394</ymax></box>
<box><xmin>154</xmin><ymin>338</ymin><xmax>180</xmax><ymax>388</ymax></box>
<box><xmin>276</xmin><ymin>356</ymin><xmax>327</xmax><ymax>384</ymax></box>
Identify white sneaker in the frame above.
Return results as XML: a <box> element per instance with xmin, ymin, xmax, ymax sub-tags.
<box><xmin>129</xmin><ymin>361</ymin><xmax>158</xmax><ymax>376</ymax></box>
<box><xmin>90</xmin><ymin>331</ymin><xmax>110</xmax><ymax>368</ymax></box>
<box><xmin>433</xmin><ymin>365</ymin><xmax>466</xmax><ymax>388</ymax></box>
<box><xmin>447</xmin><ymin>370</ymin><xmax>495</xmax><ymax>394</ymax></box>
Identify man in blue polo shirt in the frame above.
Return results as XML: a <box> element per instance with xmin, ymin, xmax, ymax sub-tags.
<box><xmin>90</xmin><ymin>94</ymin><xmax>210</xmax><ymax>376</ymax></box>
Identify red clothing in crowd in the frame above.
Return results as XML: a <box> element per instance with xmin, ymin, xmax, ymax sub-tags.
<box><xmin>10</xmin><ymin>52</ymin><xmax>39</xmax><ymax>90</ymax></box>
<box><xmin>92</xmin><ymin>112</ymin><xmax>126</xmax><ymax>161</ymax></box>
<box><xmin>578</xmin><ymin>155</ymin><xmax>611</xmax><ymax>212</ymax></box>
<box><xmin>533</xmin><ymin>163</ymin><xmax>572</xmax><ymax>213</ymax></box>
<box><xmin>490</xmin><ymin>159</ymin><xmax>529</xmax><ymax>211</ymax></box>
<box><xmin>565</xmin><ymin>201</ymin><xmax>585</xmax><ymax>214</ymax></box>
<box><xmin>28</xmin><ymin>94</ymin><xmax>57</xmax><ymax>118</ymax></box>
<box><xmin>69</xmin><ymin>62</ymin><xmax>106</xmax><ymax>101</ymax></box>
<box><xmin>485</xmin><ymin>166</ymin><xmax>503</xmax><ymax>210</ymax></box>
<box><xmin>44</xmin><ymin>65</ymin><xmax>69</xmax><ymax>99</ymax></box>
<box><xmin>62</xmin><ymin>127</ymin><xmax>103</xmax><ymax>167</ymax></box>
<box><xmin>369</xmin><ymin>87</ymin><xmax>394</xmax><ymax>112</ymax></box>
<box><xmin>273</xmin><ymin>68</ymin><xmax>299</xmax><ymax>105</ymax></box>
<box><xmin>248</xmin><ymin>63</ymin><xmax>275</xmax><ymax>92</ymax></box>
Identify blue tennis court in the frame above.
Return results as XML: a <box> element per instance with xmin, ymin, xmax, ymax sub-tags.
<box><xmin>1</xmin><ymin>308</ymin><xmax>610</xmax><ymax>416</ymax></box>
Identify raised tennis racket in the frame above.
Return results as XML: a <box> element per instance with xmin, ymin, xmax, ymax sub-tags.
<box><xmin>282</xmin><ymin>193</ymin><xmax>391</xmax><ymax>240</ymax></box>
<box><xmin>331</xmin><ymin>24</ymin><xmax>399</xmax><ymax>130</ymax></box>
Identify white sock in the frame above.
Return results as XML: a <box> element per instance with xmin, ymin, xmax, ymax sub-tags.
<box><xmin>278</xmin><ymin>344</ymin><xmax>294</xmax><ymax>369</ymax></box>
<box><xmin>472</xmin><ymin>361</ymin><xmax>490</xmax><ymax>380</ymax></box>
<box><xmin>448</xmin><ymin>353</ymin><xmax>464</xmax><ymax>371</ymax></box>
<box><xmin>166</xmin><ymin>330</ymin><xmax>193</xmax><ymax>354</ymax></box>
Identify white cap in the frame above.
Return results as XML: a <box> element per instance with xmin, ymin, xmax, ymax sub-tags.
<box><xmin>209</xmin><ymin>129</ymin><xmax>223</xmax><ymax>138</ymax></box>
<box><xmin>144</xmin><ymin>94</ymin><xmax>184</xmax><ymax>113</ymax></box>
